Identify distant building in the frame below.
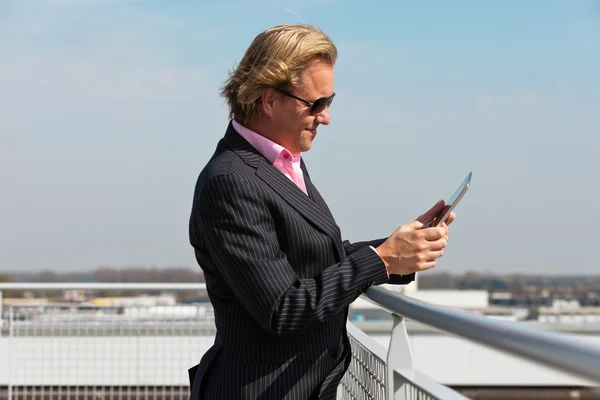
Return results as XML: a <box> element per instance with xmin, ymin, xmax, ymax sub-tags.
<box><xmin>406</xmin><ymin>289</ymin><xmax>489</xmax><ymax>309</ymax></box>
<box><xmin>85</xmin><ymin>294</ymin><xmax>177</xmax><ymax>307</ymax></box>
<box><xmin>1</xmin><ymin>298</ymin><xmax>49</xmax><ymax>306</ymax></box>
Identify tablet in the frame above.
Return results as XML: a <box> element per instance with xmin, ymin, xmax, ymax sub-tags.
<box><xmin>434</xmin><ymin>171</ymin><xmax>472</xmax><ymax>227</ymax></box>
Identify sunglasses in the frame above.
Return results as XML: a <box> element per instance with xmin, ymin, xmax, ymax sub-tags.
<box><xmin>275</xmin><ymin>88</ymin><xmax>335</xmax><ymax>115</ymax></box>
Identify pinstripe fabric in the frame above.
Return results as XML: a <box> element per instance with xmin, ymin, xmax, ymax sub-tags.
<box><xmin>188</xmin><ymin>122</ymin><xmax>415</xmax><ymax>399</ymax></box>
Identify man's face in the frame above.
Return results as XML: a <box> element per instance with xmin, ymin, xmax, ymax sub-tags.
<box><xmin>270</xmin><ymin>58</ymin><xmax>334</xmax><ymax>154</ymax></box>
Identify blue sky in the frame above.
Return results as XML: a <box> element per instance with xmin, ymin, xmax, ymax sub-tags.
<box><xmin>1</xmin><ymin>0</ymin><xmax>599</xmax><ymax>275</ymax></box>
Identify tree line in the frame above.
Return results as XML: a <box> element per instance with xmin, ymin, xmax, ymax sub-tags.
<box><xmin>1</xmin><ymin>266</ymin><xmax>204</xmax><ymax>284</ymax></box>
<box><xmin>0</xmin><ymin>266</ymin><xmax>206</xmax><ymax>302</ymax></box>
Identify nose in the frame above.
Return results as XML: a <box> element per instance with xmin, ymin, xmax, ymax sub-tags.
<box><xmin>315</xmin><ymin>107</ymin><xmax>330</xmax><ymax>125</ymax></box>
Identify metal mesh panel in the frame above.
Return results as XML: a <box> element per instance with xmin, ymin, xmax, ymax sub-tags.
<box><xmin>0</xmin><ymin>386</ymin><xmax>191</xmax><ymax>400</ymax></box>
<box><xmin>393</xmin><ymin>376</ymin><xmax>467</xmax><ymax>400</ymax></box>
<box><xmin>395</xmin><ymin>379</ymin><xmax>441</xmax><ymax>400</ymax></box>
<box><xmin>340</xmin><ymin>324</ymin><xmax>460</xmax><ymax>400</ymax></box>
<box><xmin>339</xmin><ymin>330</ymin><xmax>387</xmax><ymax>400</ymax></box>
<box><xmin>404</xmin><ymin>384</ymin><xmax>437</xmax><ymax>400</ymax></box>
<box><xmin>1</xmin><ymin>303</ymin><xmax>215</xmax><ymax>400</ymax></box>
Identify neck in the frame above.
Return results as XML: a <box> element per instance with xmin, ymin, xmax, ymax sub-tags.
<box><xmin>245</xmin><ymin>118</ymin><xmax>295</xmax><ymax>153</ymax></box>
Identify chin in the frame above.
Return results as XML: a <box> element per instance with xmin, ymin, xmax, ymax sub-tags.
<box><xmin>299</xmin><ymin>132</ymin><xmax>315</xmax><ymax>152</ymax></box>
<box><xmin>299</xmin><ymin>139</ymin><xmax>313</xmax><ymax>153</ymax></box>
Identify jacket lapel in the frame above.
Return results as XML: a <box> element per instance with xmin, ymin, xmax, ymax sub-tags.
<box><xmin>300</xmin><ymin>160</ymin><xmax>336</xmax><ymax>221</ymax></box>
<box><xmin>223</xmin><ymin>122</ymin><xmax>345</xmax><ymax>260</ymax></box>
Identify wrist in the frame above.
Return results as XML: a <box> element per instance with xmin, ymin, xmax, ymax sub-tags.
<box><xmin>369</xmin><ymin>245</ymin><xmax>388</xmax><ymax>278</ymax></box>
<box><xmin>374</xmin><ymin>244</ymin><xmax>391</xmax><ymax>275</ymax></box>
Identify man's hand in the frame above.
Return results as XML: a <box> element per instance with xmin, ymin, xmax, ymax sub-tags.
<box><xmin>375</xmin><ymin>200</ymin><xmax>455</xmax><ymax>275</ymax></box>
<box><xmin>423</xmin><ymin>203</ymin><xmax>455</xmax><ymax>243</ymax></box>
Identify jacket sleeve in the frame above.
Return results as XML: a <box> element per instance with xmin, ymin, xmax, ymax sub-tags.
<box><xmin>343</xmin><ymin>238</ymin><xmax>386</xmax><ymax>255</ymax></box>
<box><xmin>194</xmin><ymin>174</ymin><xmax>390</xmax><ymax>337</ymax></box>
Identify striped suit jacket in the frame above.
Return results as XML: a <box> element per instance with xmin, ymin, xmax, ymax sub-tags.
<box><xmin>188</xmin><ymin>122</ymin><xmax>414</xmax><ymax>399</ymax></box>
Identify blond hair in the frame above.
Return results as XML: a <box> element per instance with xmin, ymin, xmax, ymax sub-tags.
<box><xmin>220</xmin><ymin>24</ymin><xmax>337</xmax><ymax>126</ymax></box>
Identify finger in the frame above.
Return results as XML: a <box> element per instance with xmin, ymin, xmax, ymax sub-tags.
<box><xmin>439</xmin><ymin>223</ymin><xmax>448</xmax><ymax>236</ymax></box>
<box><xmin>418</xmin><ymin>226</ymin><xmax>446</xmax><ymax>241</ymax></box>
<box><xmin>440</xmin><ymin>222</ymin><xmax>449</xmax><ymax>242</ymax></box>
<box><xmin>428</xmin><ymin>239</ymin><xmax>447</xmax><ymax>251</ymax></box>
<box><xmin>426</xmin><ymin>249</ymin><xmax>444</xmax><ymax>260</ymax></box>
<box><xmin>445</xmin><ymin>212</ymin><xmax>456</xmax><ymax>226</ymax></box>
<box><xmin>416</xmin><ymin>260</ymin><xmax>438</xmax><ymax>271</ymax></box>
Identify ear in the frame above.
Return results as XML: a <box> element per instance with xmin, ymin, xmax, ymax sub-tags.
<box><xmin>261</xmin><ymin>88</ymin><xmax>277</xmax><ymax>118</ymax></box>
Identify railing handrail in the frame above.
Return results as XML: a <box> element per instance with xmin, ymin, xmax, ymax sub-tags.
<box><xmin>363</xmin><ymin>286</ymin><xmax>600</xmax><ymax>385</ymax></box>
<box><xmin>0</xmin><ymin>283</ymin><xmax>206</xmax><ymax>290</ymax></box>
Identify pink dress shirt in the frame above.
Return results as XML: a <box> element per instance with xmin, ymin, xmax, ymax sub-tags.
<box><xmin>232</xmin><ymin>119</ymin><xmax>308</xmax><ymax>195</ymax></box>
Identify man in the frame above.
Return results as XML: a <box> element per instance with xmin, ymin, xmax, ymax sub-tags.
<box><xmin>188</xmin><ymin>24</ymin><xmax>454</xmax><ymax>399</ymax></box>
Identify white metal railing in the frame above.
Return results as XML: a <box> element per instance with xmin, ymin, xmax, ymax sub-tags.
<box><xmin>357</xmin><ymin>285</ymin><xmax>600</xmax><ymax>399</ymax></box>
<box><xmin>0</xmin><ymin>283</ymin><xmax>468</xmax><ymax>399</ymax></box>
<box><xmin>8</xmin><ymin>282</ymin><xmax>600</xmax><ymax>399</ymax></box>
<box><xmin>341</xmin><ymin>318</ymin><xmax>468</xmax><ymax>400</ymax></box>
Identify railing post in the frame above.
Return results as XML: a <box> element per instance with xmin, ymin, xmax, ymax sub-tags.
<box><xmin>387</xmin><ymin>313</ymin><xmax>413</xmax><ymax>400</ymax></box>
<box><xmin>8</xmin><ymin>305</ymin><xmax>13</xmax><ymax>400</ymax></box>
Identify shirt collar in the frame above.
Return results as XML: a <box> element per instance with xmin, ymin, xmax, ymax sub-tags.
<box><xmin>232</xmin><ymin>119</ymin><xmax>301</xmax><ymax>164</ymax></box>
